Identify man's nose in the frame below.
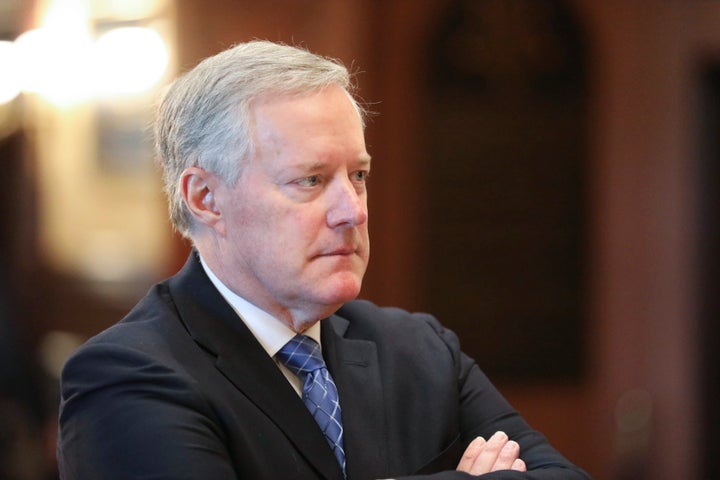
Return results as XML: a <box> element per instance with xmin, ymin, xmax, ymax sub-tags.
<box><xmin>326</xmin><ymin>179</ymin><xmax>368</xmax><ymax>228</ymax></box>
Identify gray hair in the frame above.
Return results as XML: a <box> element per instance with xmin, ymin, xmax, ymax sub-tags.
<box><xmin>154</xmin><ymin>40</ymin><xmax>366</xmax><ymax>238</ymax></box>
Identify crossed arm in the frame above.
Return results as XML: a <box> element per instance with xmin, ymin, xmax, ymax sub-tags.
<box><xmin>457</xmin><ymin>431</ymin><xmax>526</xmax><ymax>475</ymax></box>
<box><xmin>419</xmin><ymin>312</ymin><xmax>590</xmax><ymax>480</ymax></box>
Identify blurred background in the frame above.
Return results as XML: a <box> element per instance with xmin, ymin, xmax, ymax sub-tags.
<box><xmin>0</xmin><ymin>0</ymin><xmax>717</xmax><ymax>479</ymax></box>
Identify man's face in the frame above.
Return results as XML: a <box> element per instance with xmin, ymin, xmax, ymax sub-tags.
<box><xmin>213</xmin><ymin>84</ymin><xmax>370</xmax><ymax>329</ymax></box>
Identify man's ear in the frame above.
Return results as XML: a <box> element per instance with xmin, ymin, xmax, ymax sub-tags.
<box><xmin>180</xmin><ymin>167</ymin><xmax>224</xmax><ymax>233</ymax></box>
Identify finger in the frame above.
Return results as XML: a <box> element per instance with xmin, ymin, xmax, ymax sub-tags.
<box><xmin>511</xmin><ymin>458</ymin><xmax>527</xmax><ymax>472</ymax></box>
<box><xmin>469</xmin><ymin>431</ymin><xmax>509</xmax><ymax>474</ymax></box>
<box><xmin>456</xmin><ymin>436</ymin><xmax>486</xmax><ymax>472</ymax></box>
<box><xmin>491</xmin><ymin>440</ymin><xmax>521</xmax><ymax>472</ymax></box>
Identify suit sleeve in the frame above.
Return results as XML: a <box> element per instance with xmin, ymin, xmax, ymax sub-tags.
<box><xmin>396</xmin><ymin>315</ymin><xmax>592</xmax><ymax>480</ymax></box>
<box><xmin>57</xmin><ymin>341</ymin><xmax>236</xmax><ymax>480</ymax></box>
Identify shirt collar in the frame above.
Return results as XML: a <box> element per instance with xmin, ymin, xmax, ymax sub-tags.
<box><xmin>199</xmin><ymin>255</ymin><xmax>321</xmax><ymax>357</ymax></box>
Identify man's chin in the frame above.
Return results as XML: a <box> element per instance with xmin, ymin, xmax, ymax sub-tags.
<box><xmin>318</xmin><ymin>273</ymin><xmax>364</xmax><ymax>306</ymax></box>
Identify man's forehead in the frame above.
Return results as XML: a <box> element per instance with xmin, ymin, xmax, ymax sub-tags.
<box><xmin>250</xmin><ymin>85</ymin><xmax>363</xmax><ymax>123</ymax></box>
<box><xmin>251</xmin><ymin>85</ymin><xmax>344</xmax><ymax>107</ymax></box>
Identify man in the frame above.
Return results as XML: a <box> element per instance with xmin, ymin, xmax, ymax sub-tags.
<box><xmin>57</xmin><ymin>41</ymin><xmax>590</xmax><ymax>479</ymax></box>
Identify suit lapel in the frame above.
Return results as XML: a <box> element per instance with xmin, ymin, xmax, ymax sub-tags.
<box><xmin>323</xmin><ymin>315</ymin><xmax>389</xmax><ymax>480</ymax></box>
<box><xmin>168</xmin><ymin>253</ymin><xmax>344</xmax><ymax>480</ymax></box>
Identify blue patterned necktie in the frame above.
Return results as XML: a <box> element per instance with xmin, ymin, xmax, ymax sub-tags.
<box><xmin>277</xmin><ymin>334</ymin><xmax>346</xmax><ymax>477</ymax></box>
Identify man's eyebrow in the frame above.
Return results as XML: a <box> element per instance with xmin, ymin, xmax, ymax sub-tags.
<box><xmin>357</xmin><ymin>155</ymin><xmax>372</xmax><ymax>168</ymax></box>
<box><xmin>288</xmin><ymin>155</ymin><xmax>372</xmax><ymax>172</ymax></box>
<box><xmin>283</xmin><ymin>160</ymin><xmax>325</xmax><ymax>172</ymax></box>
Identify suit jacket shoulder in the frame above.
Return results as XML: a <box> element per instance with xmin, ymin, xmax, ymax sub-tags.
<box><xmin>58</xmin><ymin>253</ymin><xmax>591</xmax><ymax>480</ymax></box>
<box><xmin>58</xmin><ymin>253</ymin><xmax>344</xmax><ymax>480</ymax></box>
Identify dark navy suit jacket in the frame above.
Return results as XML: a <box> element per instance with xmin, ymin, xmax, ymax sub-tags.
<box><xmin>57</xmin><ymin>252</ymin><xmax>590</xmax><ymax>479</ymax></box>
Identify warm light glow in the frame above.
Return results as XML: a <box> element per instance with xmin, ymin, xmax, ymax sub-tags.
<box><xmin>96</xmin><ymin>0</ymin><xmax>167</xmax><ymax>21</ymax></box>
<box><xmin>12</xmin><ymin>26</ymin><xmax>169</xmax><ymax>105</ymax></box>
<box><xmin>94</xmin><ymin>27</ymin><xmax>170</xmax><ymax>96</ymax></box>
<box><xmin>42</xmin><ymin>0</ymin><xmax>90</xmax><ymax>32</ymax></box>
<box><xmin>0</xmin><ymin>41</ymin><xmax>21</xmax><ymax>104</ymax></box>
<box><xmin>4</xmin><ymin>0</ymin><xmax>172</xmax><ymax>107</ymax></box>
<box><xmin>14</xmin><ymin>28</ymin><xmax>94</xmax><ymax>106</ymax></box>
<box><xmin>15</xmin><ymin>0</ymin><xmax>94</xmax><ymax>107</ymax></box>
<box><xmin>0</xmin><ymin>0</ymin><xmax>170</xmax><ymax>107</ymax></box>
<box><xmin>14</xmin><ymin>29</ymin><xmax>54</xmax><ymax>94</ymax></box>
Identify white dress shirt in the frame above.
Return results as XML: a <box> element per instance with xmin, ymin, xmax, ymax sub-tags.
<box><xmin>199</xmin><ymin>255</ymin><xmax>321</xmax><ymax>396</ymax></box>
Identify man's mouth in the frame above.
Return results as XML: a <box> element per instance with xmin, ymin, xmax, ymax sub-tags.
<box><xmin>321</xmin><ymin>247</ymin><xmax>355</xmax><ymax>256</ymax></box>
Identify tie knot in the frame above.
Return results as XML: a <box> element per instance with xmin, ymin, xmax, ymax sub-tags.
<box><xmin>276</xmin><ymin>334</ymin><xmax>326</xmax><ymax>376</ymax></box>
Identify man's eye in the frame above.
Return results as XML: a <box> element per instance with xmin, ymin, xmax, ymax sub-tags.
<box><xmin>352</xmin><ymin>170</ymin><xmax>369</xmax><ymax>182</ymax></box>
<box><xmin>297</xmin><ymin>175</ymin><xmax>320</xmax><ymax>187</ymax></box>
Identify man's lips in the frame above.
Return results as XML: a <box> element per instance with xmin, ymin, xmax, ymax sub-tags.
<box><xmin>313</xmin><ymin>245</ymin><xmax>360</xmax><ymax>258</ymax></box>
<box><xmin>315</xmin><ymin>246</ymin><xmax>357</xmax><ymax>257</ymax></box>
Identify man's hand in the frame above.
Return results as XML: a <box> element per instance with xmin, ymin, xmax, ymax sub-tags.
<box><xmin>456</xmin><ymin>431</ymin><xmax>527</xmax><ymax>475</ymax></box>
